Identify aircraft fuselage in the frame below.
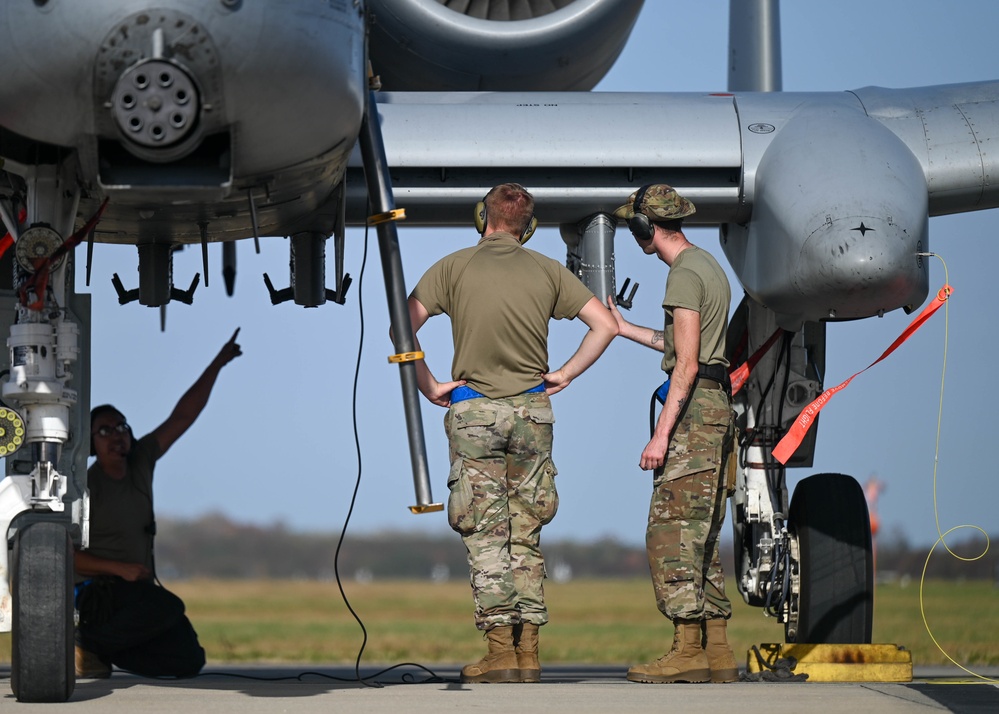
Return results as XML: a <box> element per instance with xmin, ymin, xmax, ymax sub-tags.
<box><xmin>0</xmin><ymin>0</ymin><xmax>367</xmax><ymax>244</ymax></box>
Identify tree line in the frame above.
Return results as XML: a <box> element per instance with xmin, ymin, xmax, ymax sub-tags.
<box><xmin>153</xmin><ymin>513</ymin><xmax>999</xmax><ymax>582</ymax></box>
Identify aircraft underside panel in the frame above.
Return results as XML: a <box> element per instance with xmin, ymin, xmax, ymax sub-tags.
<box><xmin>345</xmin><ymin>84</ymin><xmax>999</xmax><ymax>230</ymax></box>
<box><xmin>0</xmin><ymin>0</ymin><xmax>366</xmax><ymax>174</ymax></box>
<box><xmin>0</xmin><ymin>0</ymin><xmax>366</xmax><ymax>245</ymax></box>
<box><xmin>347</xmin><ymin>91</ymin><xmax>747</xmax><ymax>225</ymax></box>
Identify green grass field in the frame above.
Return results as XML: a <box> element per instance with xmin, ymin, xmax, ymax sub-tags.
<box><xmin>3</xmin><ymin>578</ymin><xmax>995</xmax><ymax>669</ymax></box>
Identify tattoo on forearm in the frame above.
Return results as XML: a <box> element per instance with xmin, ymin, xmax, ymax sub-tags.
<box><xmin>651</xmin><ymin>330</ymin><xmax>664</xmax><ymax>345</ymax></box>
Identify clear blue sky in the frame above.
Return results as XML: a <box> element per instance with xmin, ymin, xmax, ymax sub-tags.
<box><xmin>82</xmin><ymin>1</ymin><xmax>999</xmax><ymax>550</ymax></box>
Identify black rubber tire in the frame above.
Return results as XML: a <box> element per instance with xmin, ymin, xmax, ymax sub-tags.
<box><xmin>787</xmin><ymin>473</ymin><xmax>873</xmax><ymax>644</ymax></box>
<box><xmin>11</xmin><ymin>521</ymin><xmax>76</xmax><ymax>702</ymax></box>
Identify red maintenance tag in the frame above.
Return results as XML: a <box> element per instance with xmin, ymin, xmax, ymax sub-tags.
<box><xmin>0</xmin><ymin>207</ymin><xmax>27</xmax><ymax>260</ymax></box>
<box><xmin>771</xmin><ymin>285</ymin><xmax>953</xmax><ymax>465</ymax></box>
<box><xmin>730</xmin><ymin>327</ymin><xmax>783</xmax><ymax>397</ymax></box>
<box><xmin>20</xmin><ymin>198</ymin><xmax>109</xmax><ymax>310</ymax></box>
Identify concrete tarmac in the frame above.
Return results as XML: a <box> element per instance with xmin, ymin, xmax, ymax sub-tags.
<box><xmin>3</xmin><ymin>665</ymin><xmax>999</xmax><ymax>713</ymax></box>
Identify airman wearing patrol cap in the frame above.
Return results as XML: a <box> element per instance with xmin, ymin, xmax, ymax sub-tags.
<box><xmin>606</xmin><ymin>183</ymin><xmax>737</xmax><ymax>685</ymax></box>
<box><xmin>612</xmin><ymin>183</ymin><xmax>697</xmax><ymax>221</ymax></box>
<box><xmin>613</xmin><ymin>183</ymin><xmax>697</xmax><ymax>244</ymax></box>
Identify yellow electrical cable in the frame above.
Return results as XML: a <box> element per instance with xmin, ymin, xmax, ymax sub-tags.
<box><xmin>916</xmin><ymin>252</ymin><xmax>995</xmax><ymax>684</ymax></box>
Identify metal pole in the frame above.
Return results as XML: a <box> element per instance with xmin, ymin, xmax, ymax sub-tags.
<box><xmin>358</xmin><ymin>89</ymin><xmax>440</xmax><ymax>513</ymax></box>
<box><xmin>728</xmin><ymin>0</ymin><xmax>782</xmax><ymax>92</ymax></box>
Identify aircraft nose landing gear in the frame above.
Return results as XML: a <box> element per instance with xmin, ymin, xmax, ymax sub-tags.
<box><xmin>0</xmin><ymin>167</ymin><xmax>93</xmax><ymax>702</ymax></box>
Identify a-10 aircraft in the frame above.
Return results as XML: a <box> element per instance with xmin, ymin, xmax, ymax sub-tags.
<box><xmin>0</xmin><ymin>0</ymin><xmax>997</xmax><ymax>702</ymax></box>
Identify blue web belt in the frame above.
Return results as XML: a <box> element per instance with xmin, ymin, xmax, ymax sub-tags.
<box><xmin>653</xmin><ymin>376</ymin><xmax>671</xmax><ymax>405</ymax></box>
<box><xmin>653</xmin><ymin>365</ymin><xmax>730</xmax><ymax>405</ymax></box>
<box><xmin>74</xmin><ymin>579</ymin><xmax>92</xmax><ymax>607</ymax></box>
<box><xmin>650</xmin><ymin>366</ymin><xmax>730</xmax><ymax>436</ymax></box>
<box><xmin>451</xmin><ymin>383</ymin><xmax>545</xmax><ymax>404</ymax></box>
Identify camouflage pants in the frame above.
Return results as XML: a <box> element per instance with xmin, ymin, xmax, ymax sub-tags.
<box><xmin>647</xmin><ymin>385</ymin><xmax>734</xmax><ymax>622</ymax></box>
<box><xmin>444</xmin><ymin>392</ymin><xmax>558</xmax><ymax>630</ymax></box>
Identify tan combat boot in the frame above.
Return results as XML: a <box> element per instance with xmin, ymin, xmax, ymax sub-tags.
<box><xmin>514</xmin><ymin>622</ymin><xmax>541</xmax><ymax>683</ymax></box>
<box><xmin>703</xmin><ymin>618</ymin><xmax>739</xmax><ymax>683</ymax></box>
<box><xmin>626</xmin><ymin>619</ymin><xmax>710</xmax><ymax>683</ymax></box>
<box><xmin>460</xmin><ymin>625</ymin><xmax>520</xmax><ymax>683</ymax></box>
<box><xmin>75</xmin><ymin>645</ymin><xmax>111</xmax><ymax>679</ymax></box>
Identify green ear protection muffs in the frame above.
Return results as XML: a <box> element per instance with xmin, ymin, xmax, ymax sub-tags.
<box><xmin>474</xmin><ymin>194</ymin><xmax>538</xmax><ymax>244</ymax></box>
<box><xmin>628</xmin><ymin>184</ymin><xmax>654</xmax><ymax>242</ymax></box>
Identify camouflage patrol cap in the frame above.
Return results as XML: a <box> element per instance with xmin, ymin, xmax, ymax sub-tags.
<box><xmin>612</xmin><ymin>184</ymin><xmax>696</xmax><ymax>221</ymax></box>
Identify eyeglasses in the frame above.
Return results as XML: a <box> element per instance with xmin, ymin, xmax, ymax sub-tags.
<box><xmin>93</xmin><ymin>422</ymin><xmax>130</xmax><ymax>438</ymax></box>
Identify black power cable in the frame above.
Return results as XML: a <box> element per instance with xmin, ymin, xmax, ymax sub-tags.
<box><xmin>328</xmin><ymin>210</ymin><xmax>441</xmax><ymax>685</ymax></box>
<box><xmin>336</xmin><ymin>220</ymin><xmax>447</xmax><ymax>685</ymax></box>
<box><xmin>162</xmin><ymin>221</ymin><xmax>446</xmax><ymax>686</ymax></box>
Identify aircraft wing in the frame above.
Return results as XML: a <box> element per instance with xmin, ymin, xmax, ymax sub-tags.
<box><xmin>346</xmin><ymin>81</ymin><xmax>999</xmax><ymax>327</ymax></box>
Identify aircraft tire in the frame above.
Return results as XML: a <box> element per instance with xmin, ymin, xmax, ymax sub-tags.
<box><xmin>11</xmin><ymin>521</ymin><xmax>76</xmax><ymax>703</ymax></box>
<box><xmin>787</xmin><ymin>473</ymin><xmax>873</xmax><ymax>644</ymax></box>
